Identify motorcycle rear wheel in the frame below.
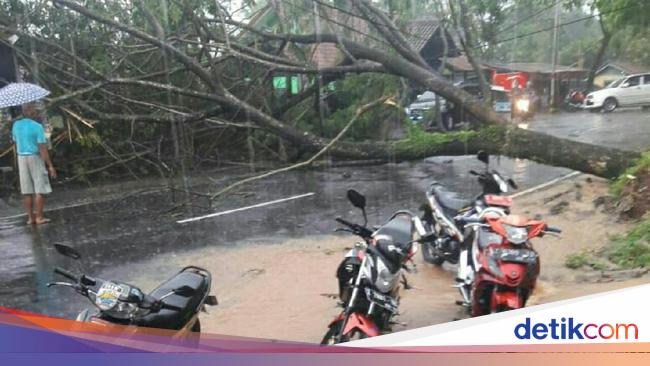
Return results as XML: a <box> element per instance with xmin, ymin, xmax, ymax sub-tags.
<box><xmin>421</xmin><ymin>242</ymin><xmax>445</xmax><ymax>265</ymax></box>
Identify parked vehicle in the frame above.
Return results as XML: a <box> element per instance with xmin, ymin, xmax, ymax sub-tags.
<box><xmin>405</xmin><ymin>91</ymin><xmax>445</xmax><ymax>123</ymax></box>
<box><xmin>48</xmin><ymin>244</ymin><xmax>218</xmax><ymax>338</ymax></box>
<box><xmin>563</xmin><ymin>90</ymin><xmax>586</xmax><ymax>112</ymax></box>
<box><xmin>420</xmin><ymin>151</ymin><xmax>517</xmax><ymax>266</ymax></box>
<box><xmin>321</xmin><ymin>190</ymin><xmax>427</xmax><ymax>344</ymax></box>
<box><xmin>442</xmin><ymin>84</ymin><xmax>511</xmax><ymax>131</ymax></box>
<box><xmin>456</xmin><ymin>214</ymin><xmax>561</xmax><ymax>316</ymax></box>
<box><xmin>584</xmin><ymin>73</ymin><xmax>650</xmax><ymax>112</ymax></box>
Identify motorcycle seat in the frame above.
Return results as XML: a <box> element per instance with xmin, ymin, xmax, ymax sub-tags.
<box><xmin>136</xmin><ymin>270</ymin><xmax>209</xmax><ymax>330</ymax></box>
<box><xmin>431</xmin><ymin>183</ymin><xmax>472</xmax><ymax>215</ymax></box>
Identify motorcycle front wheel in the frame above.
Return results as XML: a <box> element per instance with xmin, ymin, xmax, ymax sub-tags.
<box><xmin>191</xmin><ymin>319</ymin><xmax>201</xmax><ymax>332</ymax></box>
<box><xmin>321</xmin><ymin>320</ymin><xmax>344</xmax><ymax>345</ymax></box>
<box><xmin>320</xmin><ymin>319</ymin><xmax>368</xmax><ymax>345</ymax></box>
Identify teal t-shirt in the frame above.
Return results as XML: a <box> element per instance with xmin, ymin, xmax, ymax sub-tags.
<box><xmin>12</xmin><ymin>118</ymin><xmax>46</xmax><ymax>155</ymax></box>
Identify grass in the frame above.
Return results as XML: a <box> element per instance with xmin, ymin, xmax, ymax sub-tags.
<box><xmin>565</xmin><ymin>253</ymin><xmax>589</xmax><ymax>269</ymax></box>
<box><xmin>564</xmin><ymin>251</ymin><xmax>609</xmax><ymax>271</ymax></box>
<box><xmin>565</xmin><ymin>218</ymin><xmax>650</xmax><ymax>270</ymax></box>
<box><xmin>607</xmin><ymin>218</ymin><xmax>650</xmax><ymax>268</ymax></box>
<box><xmin>610</xmin><ymin>151</ymin><xmax>650</xmax><ymax>196</ymax></box>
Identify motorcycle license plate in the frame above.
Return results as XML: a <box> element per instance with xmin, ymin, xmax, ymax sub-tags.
<box><xmin>491</xmin><ymin>248</ymin><xmax>537</xmax><ymax>264</ymax></box>
<box><xmin>364</xmin><ymin>287</ymin><xmax>398</xmax><ymax>313</ymax></box>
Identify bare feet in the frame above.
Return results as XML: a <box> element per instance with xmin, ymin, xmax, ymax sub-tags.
<box><xmin>26</xmin><ymin>219</ymin><xmax>33</xmax><ymax>225</ymax></box>
<box><xmin>34</xmin><ymin>217</ymin><xmax>51</xmax><ymax>225</ymax></box>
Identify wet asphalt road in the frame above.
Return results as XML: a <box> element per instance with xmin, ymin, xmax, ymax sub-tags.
<box><xmin>0</xmin><ymin>156</ymin><xmax>571</xmax><ymax>319</ymax></box>
<box><xmin>528</xmin><ymin>109</ymin><xmax>650</xmax><ymax>151</ymax></box>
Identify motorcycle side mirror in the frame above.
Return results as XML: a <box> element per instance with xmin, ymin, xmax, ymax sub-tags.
<box><xmin>346</xmin><ymin>189</ymin><xmax>366</xmax><ymax>210</ymax></box>
<box><xmin>54</xmin><ymin>244</ymin><xmax>82</xmax><ymax>260</ymax></box>
<box><xmin>508</xmin><ymin>179</ymin><xmax>518</xmax><ymax>189</ymax></box>
<box><xmin>477</xmin><ymin>151</ymin><xmax>489</xmax><ymax>166</ymax></box>
<box><xmin>346</xmin><ymin>189</ymin><xmax>368</xmax><ymax>226</ymax></box>
<box><xmin>173</xmin><ymin>285</ymin><xmax>196</xmax><ymax>297</ymax></box>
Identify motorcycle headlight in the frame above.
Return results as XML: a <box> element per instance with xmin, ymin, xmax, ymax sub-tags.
<box><xmin>503</xmin><ymin>224</ymin><xmax>528</xmax><ymax>245</ymax></box>
<box><xmin>374</xmin><ymin>257</ymin><xmax>399</xmax><ymax>293</ymax></box>
<box><xmin>515</xmin><ymin>98</ymin><xmax>530</xmax><ymax>112</ymax></box>
<box><xmin>105</xmin><ymin>301</ymin><xmax>139</xmax><ymax>320</ymax></box>
<box><xmin>492</xmin><ymin>173</ymin><xmax>509</xmax><ymax>193</ymax></box>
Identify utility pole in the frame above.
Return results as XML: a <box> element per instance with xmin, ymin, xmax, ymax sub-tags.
<box><xmin>549</xmin><ymin>0</ymin><xmax>561</xmax><ymax>111</ymax></box>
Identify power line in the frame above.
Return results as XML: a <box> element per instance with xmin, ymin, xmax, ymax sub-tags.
<box><xmin>496</xmin><ymin>0</ymin><xmax>562</xmax><ymax>36</ymax></box>
<box><xmin>478</xmin><ymin>1</ymin><xmax>642</xmax><ymax>49</ymax></box>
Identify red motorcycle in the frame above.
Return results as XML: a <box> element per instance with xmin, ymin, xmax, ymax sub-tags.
<box><xmin>459</xmin><ymin>214</ymin><xmax>561</xmax><ymax>316</ymax></box>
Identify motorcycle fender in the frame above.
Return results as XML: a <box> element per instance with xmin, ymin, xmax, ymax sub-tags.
<box><xmin>329</xmin><ymin>313</ymin><xmax>345</xmax><ymax>328</ymax></box>
<box><xmin>76</xmin><ymin>309</ymin><xmax>104</xmax><ymax>323</ymax></box>
<box><xmin>342</xmin><ymin>313</ymin><xmax>380</xmax><ymax>337</ymax></box>
<box><xmin>76</xmin><ymin>309</ymin><xmax>91</xmax><ymax>322</ymax></box>
<box><xmin>491</xmin><ymin>291</ymin><xmax>522</xmax><ymax>309</ymax></box>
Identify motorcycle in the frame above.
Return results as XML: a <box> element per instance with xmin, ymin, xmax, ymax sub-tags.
<box><xmin>457</xmin><ymin>213</ymin><xmax>561</xmax><ymax>316</ymax></box>
<box><xmin>321</xmin><ymin>189</ymin><xmax>427</xmax><ymax>344</ymax></box>
<box><xmin>47</xmin><ymin>244</ymin><xmax>218</xmax><ymax>338</ymax></box>
<box><xmin>511</xmin><ymin>93</ymin><xmax>535</xmax><ymax>122</ymax></box>
<box><xmin>420</xmin><ymin>151</ymin><xmax>517</xmax><ymax>266</ymax></box>
<box><xmin>563</xmin><ymin>90</ymin><xmax>586</xmax><ymax>112</ymax></box>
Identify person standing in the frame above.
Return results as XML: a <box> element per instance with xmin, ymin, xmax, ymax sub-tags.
<box><xmin>11</xmin><ymin>102</ymin><xmax>56</xmax><ymax>225</ymax></box>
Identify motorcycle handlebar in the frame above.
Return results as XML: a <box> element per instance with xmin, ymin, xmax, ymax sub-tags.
<box><xmin>335</xmin><ymin>217</ymin><xmax>355</xmax><ymax>228</ymax></box>
<box><xmin>335</xmin><ymin>217</ymin><xmax>373</xmax><ymax>239</ymax></box>
<box><xmin>54</xmin><ymin>267</ymin><xmax>79</xmax><ymax>282</ymax></box>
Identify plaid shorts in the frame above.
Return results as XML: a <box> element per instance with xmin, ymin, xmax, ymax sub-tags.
<box><xmin>18</xmin><ymin>155</ymin><xmax>52</xmax><ymax>195</ymax></box>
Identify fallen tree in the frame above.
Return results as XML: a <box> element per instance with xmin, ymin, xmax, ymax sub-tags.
<box><xmin>5</xmin><ymin>0</ymin><xmax>640</xmax><ymax>183</ymax></box>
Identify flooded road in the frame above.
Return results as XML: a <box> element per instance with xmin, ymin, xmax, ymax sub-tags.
<box><xmin>0</xmin><ymin>156</ymin><xmax>571</xmax><ymax>323</ymax></box>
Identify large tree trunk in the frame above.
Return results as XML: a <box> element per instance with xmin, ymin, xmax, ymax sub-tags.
<box><xmin>331</xmin><ymin>127</ymin><xmax>639</xmax><ymax>179</ymax></box>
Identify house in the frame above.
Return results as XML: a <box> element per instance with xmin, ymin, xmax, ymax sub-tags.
<box><xmin>402</xmin><ymin>19</ymin><xmax>461</xmax><ymax>70</ymax></box>
<box><xmin>484</xmin><ymin>62</ymin><xmax>587</xmax><ymax>107</ymax></box>
<box><xmin>593</xmin><ymin>61</ymin><xmax>649</xmax><ymax>89</ymax></box>
<box><xmin>246</xmin><ymin>8</ymin><xmax>464</xmax><ymax>97</ymax></box>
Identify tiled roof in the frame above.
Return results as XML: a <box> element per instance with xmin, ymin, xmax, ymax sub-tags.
<box><xmin>599</xmin><ymin>61</ymin><xmax>648</xmax><ymax>75</ymax></box>
<box><xmin>444</xmin><ymin>55</ymin><xmax>483</xmax><ymax>72</ymax></box>
<box><xmin>404</xmin><ymin>19</ymin><xmax>440</xmax><ymax>52</ymax></box>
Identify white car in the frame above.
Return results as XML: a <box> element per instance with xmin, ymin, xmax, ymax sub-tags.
<box><xmin>584</xmin><ymin>73</ymin><xmax>650</xmax><ymax>112</ymax></box>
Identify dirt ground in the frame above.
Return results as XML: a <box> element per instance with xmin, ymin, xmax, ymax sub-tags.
<box><xmin>125</xmin><ymin>174</ymin><xmax>647</xmax><ymax>343</ymax></box>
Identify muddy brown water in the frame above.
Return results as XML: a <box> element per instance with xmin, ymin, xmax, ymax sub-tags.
<box><xmin>6</xmin><ymin>156</ymin><xmax>638</xmax><ymax>343</ymax></box>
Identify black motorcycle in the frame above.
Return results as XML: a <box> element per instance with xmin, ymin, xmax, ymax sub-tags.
<box><xmin>48</xmin><ymin>244</ymin><xmax>218</xmax><ymax>338</ymax></box>
<box><xmin>420</xmin><ymin>151</ymin><xmax>517</xmax><ymax>266</ymax></box>
<box><xmin>321</xmin><ymin>190</ymin><xmax>427</xmax><ymax>344</ymax></box>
